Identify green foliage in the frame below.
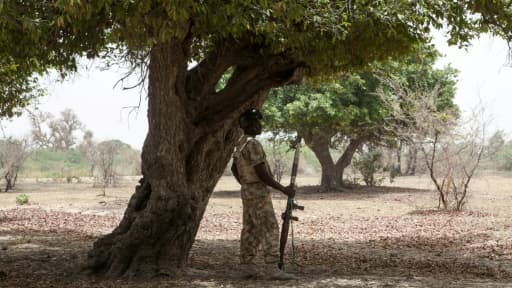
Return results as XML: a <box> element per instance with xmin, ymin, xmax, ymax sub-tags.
<box><xmin>353</xmin><ymin>148</ymin><xmax>385</xmax><ymax>186</ymax></box>
<box><xmin>1</xmin><ymin>0</ymin><xmax>511</xmax><ymax>119</ymax></box>
<box><xmin>0</xmin><ymin>57</ymin><xmax>43</xmax><ymax>118</ymax></box>
<box><xmin>487</xmin><ymin>130</ymin><xmax>506</xmax><ymax>158</ymax></box>
<box><xmin>15</xmin><ymin>193</ymin><xmax>29</xmax><ymax>205</ymax></box>
<box><xmin>264</xmin><ymin>44</ymin><xmax>458</xmax><ymax>143</ymax></box>
<box><xmin>495</xmin><ymin>142</ymin><xmax>512</xmax><ymax>171</ymax></box>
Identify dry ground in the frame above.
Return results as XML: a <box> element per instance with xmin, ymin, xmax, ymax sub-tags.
<box><xmin>1</xmin><ymin>175</ymin><xmax>512</xmax><ymax>287</ymax></box>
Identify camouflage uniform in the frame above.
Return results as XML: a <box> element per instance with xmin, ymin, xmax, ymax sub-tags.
<box><xmin>233</xmin><ymin>135</ymin><xmax>280</xmax><ymax>264</ymax></box>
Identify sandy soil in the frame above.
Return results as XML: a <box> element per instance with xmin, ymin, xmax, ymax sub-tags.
<box><xmin>1</xmin><ymin>175</ymin><xmax>512</xmax><ymax>287</ymax></box>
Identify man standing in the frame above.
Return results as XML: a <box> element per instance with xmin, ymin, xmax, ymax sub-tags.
<box><xmin>231</xmin><ymin>108</ymin><xmax>297</xmax><ymax>280</ymax></box>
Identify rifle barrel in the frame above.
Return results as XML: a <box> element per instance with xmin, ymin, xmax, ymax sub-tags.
<box><xmin>289</xmin><ymin>136</ymin><xmax>302</xmax><ymax>187</ymax></box>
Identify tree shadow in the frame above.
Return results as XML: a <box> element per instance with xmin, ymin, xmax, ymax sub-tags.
<box><xmin>2</xmin><ymin>227</ymin><xmax>510</xmax><ymax>287</ymax></box>
<box><xmin>213</xmin><ymin>184</ymin><xmax>430</xmax><ymax>201</ymax></box>
<box><xmin>189</xmin><ymin>233</ymin><xmax>512</xmax><ymax>283</ymax></box>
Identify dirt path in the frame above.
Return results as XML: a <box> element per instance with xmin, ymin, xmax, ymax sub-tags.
<box><xmin>1</xmin><ymin>175</ymin><xmax>512</xmax><ymax>287</ymax></box>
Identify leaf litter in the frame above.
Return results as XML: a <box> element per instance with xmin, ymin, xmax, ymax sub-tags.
<box><xmin>1</xmin><ymin>181</ymin><xmax>512</xmax><ymax>287</ymax></box>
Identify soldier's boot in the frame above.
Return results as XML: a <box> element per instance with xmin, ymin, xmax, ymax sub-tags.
<box><xmin>264</xmin><ymin>264</ymin><xmax>299</xmax><ymax>281</ymax></box>
<box><xmin>237</xmin><ymin>263</ymin><xmax>263</xmax><ymax>279</ymax></box>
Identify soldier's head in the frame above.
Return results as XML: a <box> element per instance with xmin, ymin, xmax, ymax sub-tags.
<box><xmin>239</xmin><ymin>108</ymin><xmax>263</xmax><ymax>136</ymax></box>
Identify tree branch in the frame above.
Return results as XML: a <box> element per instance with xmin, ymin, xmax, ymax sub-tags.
<box><xmin>193</xmin><ymin>58</ymin><xmax>303</xmax><ymax>131</ymax></box>
<box><xmin>185</xmin><ymin>39</ymin><xmax>257</xmax><ymax>103</ymax></box>
<box><xmin>335</xmin><ymin>135</ymin><xmax>366</xmax><ymax>170</ymax></box>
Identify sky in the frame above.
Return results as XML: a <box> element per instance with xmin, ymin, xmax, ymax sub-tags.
<box><xmin>1</xmin><ymin>32</ymin><xmax>511</xmax><ymax>149</ymax></box>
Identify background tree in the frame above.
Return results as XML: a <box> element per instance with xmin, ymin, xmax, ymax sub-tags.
<box><xmin>486</xmin><ymin>130</ymin><xmax>507</xmax><ymax>159</ymax></box>
<box><xmin>0</xmin><ymin>137</ymin><xmax>31</xmax><ymax>192</ymax></box>
<box><xmin>93</xmin><ymin>140</ymin><xmax>122</xmax><ymax>196</ymax></box>
<box><xmin>381</xmin><ymin>67</ymin><xmax>486</xmax><ymax>211</ymax></box>
<box><xmin>29</xmin><ymin>111</ymin><xmax>54</xmax><ymax>149</ymax></box>
<box><xmin>29</xmin><ymin>109</ymin><xmax>83</xmax><ymax>150</ymax></box>
<box><xmin>488</xmin><ymin>132</ymin><xmax>512</xmax><ymax>171</ymax></box>
<box><xmin>79</xmin><ymin>130</ymin><xmax>97</xmax><ymax>177</ymax></box>
<box><xmin>1</xmin><ymin>0</ymin><xmax>511</xmax><ymax>278</ymax></box>
<box><xmin>264</xmin><ymin>76</ymin><xmax>377</xmax><ymax>189</ymax></box>
<box><xmin>264</xmin><ymin>45</ymin><xmax>458</xmax><ymax>189</ymax></box>
<box><xmin>352</xmin><ymin>145</ymin><xmax>386</xmax><ymax>186</ymax></box>
<box><xmin>422</xmin><ymin>102</ymin><xmax>486</xmax><ymax>211</ymax></box>
<box><xmin>48</xmin><ymin>108</ymin><xmax>84</xmax><ymax>150</ymax></box>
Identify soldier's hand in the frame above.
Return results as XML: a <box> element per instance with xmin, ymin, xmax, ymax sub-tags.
<box><xmin>283</xmin><ymin>185</ymin><xmax>296</xmax><ymax>198</ymax></box>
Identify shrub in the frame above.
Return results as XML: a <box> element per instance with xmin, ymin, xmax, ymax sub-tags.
<box><xmin>16</xmin><ymin>194</ymin><xmax>29</xmax><ymax>205</ymax></box>
<box><xmin>353</xmin><ymin>149</ymin><xmax>385</xmax><ymax>186</ymax></box>
<box><xmin>495</xmin><ymin>143</ymin><xmax>512</xmax><ymax>171</ymax></box>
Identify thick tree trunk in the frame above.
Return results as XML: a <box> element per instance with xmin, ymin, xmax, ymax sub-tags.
<box><xmin>406</xmin><ymin>144</ymin><xmax>418</xmax><ymax>175</ymax></box>
<box><xmin>303</xmin><ymin>131</ymin><xmax>338</xmax><ymax>189</ymax></box>
<box><xmin>304</xmin><ymin>132</ymin><xmax>365</xmax><ymax>190</ymax></box>
<box><xmin>396</xmin><ymin>140</ymin><xmax>403</xmax><ymax>176</ymax></box>
<box><xmin>4</xmin><ymin>173</ymin><xmax>13</xmax><ymax>192</ymax></box>
<box><xmin>335</xmin><ymin>136</ymin><xmax>365</xmax><ymax>185</ymax></box>
<box><xmin>12</xmin><ymin>172</ymin><xmax>18</xmax><ymax>189</ymax></box>
<box><xmin>86</xmin><ymin>39</ymin><xmax>302</xmax><ymax>278</ymax></box>
<box><xmin>86</xmin><ymin>43</ymin><xmax>235</xmax><ymax>278</ymax></box>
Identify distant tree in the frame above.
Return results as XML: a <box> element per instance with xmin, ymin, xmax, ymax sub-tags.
<box><xmin>352</xmin><ymin>145</ymin><xmax>385</xmax><ymax>186</ymax></box>
<box><xmin>264</xmin><ymin>45</ymin><xmax>458</xmax><ymax>189</ymax></box>
<box><xmin>29</xmin><ymin>109</ymin><xmax>83</xmax><ymax>150</ymax></box>
<box><xmin>423</xmin><ymin>107</ymin><xmax>487</xmax><ymax>211</ymax></box>
<box><xmin>494</xmin><ymin>141</ymin><xmax>512</xmax><ymax>171</ymax></box>
<box><xmin>48</xmin><ymin>109</ymin><xmax>84</xmax><ymax>150</ymax></box>
<box><xmin>123</xmin><ymin>147</ymin><xmax>142</xmax><ymax>176</ymax></box>
<box><xmin>0</xmin><ymin>138</ymin><xmax>31</xmax><ymax>192</ymax></box>
<box><xmin>267</xmin><ymin>138</ymin><xmax>288</xmax><ymax>183</ymax></box>
<box><xmin>487</xmin><ymin>130</ymin><xmax>507</xmax><ymax>159</ymax></box>
<box><xmin>78</xmin><ymin>130</ymin><xmax>97</xmax><ymax>177</ymax></box>
<box><xmin>29</xmin><ymin>111</ymin><xmax>54</xmax><ymax>149</ymax></box>
<box><xmin>93</xmin><ymin>140</ymin><xmax>122</xmax><ymax>196</ymax></box>
<box><xmin>1</xmin><ymin>0</ymin><xmax>511</xmax><ymax>278</ymax></box>
<box><xmin>384</xmin><ymin>72</ymin><xmax>485</xmax><ymax>210</ymax></box>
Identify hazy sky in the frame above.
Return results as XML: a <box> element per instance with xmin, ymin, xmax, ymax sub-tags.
<box><xmin>1</xmin><ymin>32</ymin><xmax>511</xmax><ymax>149</ymax></box>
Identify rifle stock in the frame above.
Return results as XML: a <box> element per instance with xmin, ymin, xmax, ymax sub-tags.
<box><xmin>278</xmin><ymin>135</ymin><xmax>303</xmax><ymax>271</ymax></box>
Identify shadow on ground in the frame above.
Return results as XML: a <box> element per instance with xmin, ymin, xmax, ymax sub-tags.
<box><xmin>1</xmin><ymin>227</ymin><xmax>511</xmax><ymax>288</ymax></box>
<box><xmin>213</xmin><ymin>185</ymin><xmax>430</xmax><ymax>201</ymax></box>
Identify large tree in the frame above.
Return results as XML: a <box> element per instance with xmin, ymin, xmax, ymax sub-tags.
<box><xmin>1</xmin><ymin>0</ymin><xmax>511</xmax><ymax>278</ymax></box>
<box><xmin>264</xmin><ymin>45</ymin><xmax>458</xmax><ymax>189</ymax></box>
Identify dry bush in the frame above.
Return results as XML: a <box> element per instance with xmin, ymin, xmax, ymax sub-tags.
<box><xmin>92</xmin><ymin>140</ymin><xmax>122</xmax><ymax>196</ymax></box>
<box><xmin>0</xmin><ymin>137</ymin><xmax>31</xmax><ymax>192</ymax></box>
<box><xmin>379</xmin><ymin>77</ymin><xmax>487</xmax><ymax>211</ymax></box>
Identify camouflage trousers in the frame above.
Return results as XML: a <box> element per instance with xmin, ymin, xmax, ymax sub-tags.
<box><xmin>240</xmin><ymin>183</ymin><xmax>280</xmax><ymax>264</ymax></box>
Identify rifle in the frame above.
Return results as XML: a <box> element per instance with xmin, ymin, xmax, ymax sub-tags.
<box><xmin>278</xmin><ymin>135</ymin><xmax>304</xmax><ymax>271</ymax></box>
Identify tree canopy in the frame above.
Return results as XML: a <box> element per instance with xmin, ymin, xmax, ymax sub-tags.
<box><xmin>1</xmin><ymin>1</ymin><xmax>511</xmax><ymax>117</ymax></box>
<box><xmin>263</xmin><ymin>44</ymin><xmax>458</xmax><ymax>188</ymax></box>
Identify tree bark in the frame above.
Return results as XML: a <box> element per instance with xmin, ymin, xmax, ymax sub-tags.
<box><xmin>335</xmin><ymin>136</ymin><xmax>366</xmax><ymax>185</ymax></box>
<box><xmin>303</xmin><ymin>131</ymin><xmax>338</xmax><ymax>189</ymax></box>
<box><xmin>4</xmin><ymin>173</ymin><xmax>13</xmax><ymax>192</ymax></box>
<box><xmin>396</xmin><ymin>140</ymin><xmax>403</xmax><ymax>176</ymax></box>
<box><xmin>86</xmin><ymin>39</ymin><xmax>302</xmax><ymax>278</ymax></box>
<box><xmin>12</xmin><ymin>172</ymin><xmax>18</xmax><ymax>189</ymax></box>
<box><xmin>406</xmin><ymin>144</ymin><xmax>418</xmax><ymax>175</ymax></box>
<box><xmin>304</xmin><ymin>132</ymin><xmax>365</xmax><ymax>190</ymax></box>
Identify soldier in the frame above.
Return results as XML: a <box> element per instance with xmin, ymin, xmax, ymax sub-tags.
<box><xmin>231</xmin><ymin>108</ymin><xmax>297</xmax><ymax>280</ymax></box>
